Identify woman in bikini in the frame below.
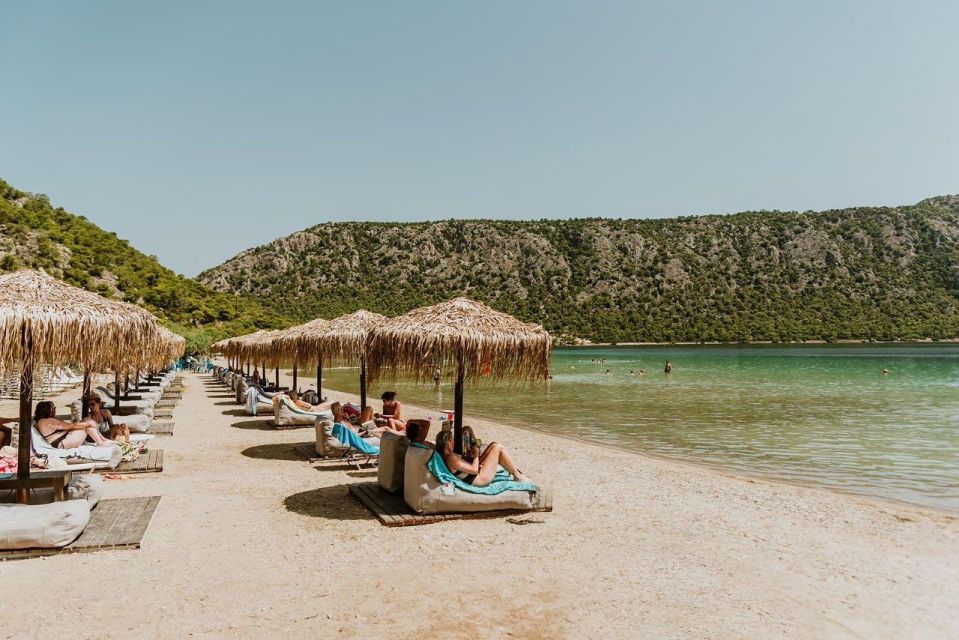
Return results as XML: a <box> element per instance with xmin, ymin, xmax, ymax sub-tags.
<box><xmin>35</xmin><ymin>400</ymin><xmax>110</xmax><ymax>449</ymax></box>
<box><xmin>435</xmin><ymin>429</ymin><xmax>529</xmax><ymax>487</ymax></box>
<box><xmin>379</xmin><ymin>391</ymin><xmax>406</xmax><ymax>432</ymax></box>
<box><xmin>87</xmin><ymin>393</ymin><xmax>131</xmax><ymax>442</ymax></box>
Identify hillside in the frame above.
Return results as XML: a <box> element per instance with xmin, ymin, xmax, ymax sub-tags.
<box><xmin>198</xmin><ymin>197</ymin><xmax>959</xmax><ymax>343</ymax></box>
<box><xmin>0</xmin><ymin>179</ymin><xmax>287</xmax><ymax>351</ymax></box>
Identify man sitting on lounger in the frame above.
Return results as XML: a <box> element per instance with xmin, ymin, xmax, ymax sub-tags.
<box><xmin>435</xmin><ymin>430</ymin><xmax>530</xmax><ymax>487</ymax></box>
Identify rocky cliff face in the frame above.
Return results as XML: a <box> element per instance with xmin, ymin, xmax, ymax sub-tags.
<box><xmin>199</xmin><ymin>197</ymin><xmax>959</xmax><ymax>343</ymax></box>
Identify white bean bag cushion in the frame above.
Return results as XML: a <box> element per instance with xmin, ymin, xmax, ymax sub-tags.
<box><xmin>274</xmin><ymin>397</ymin><xmax>332</xmax><ymax>427</ymax></box>
<box><xmin>0</xmin><ymin>500</ymin><xmax>91</xmax><ymax>549</ymax></box>
<box><xmin>314</xmin><ymin>419</ymin><xmax>349</xmax><ymax>457</ymax></box>
<box><xmin>22</xmin><ymin>474</ymin><xmax>104</xmax><ymax>507</ymax></box>
<box><xmin>404</xmin><ymin>445</ymin><xmax>534</xmax><ymax>514</ymax></box>
<box><xmin>378</xmin><ymin>432</ymin><xmax>409</xmax><ymax>494</ymax></box>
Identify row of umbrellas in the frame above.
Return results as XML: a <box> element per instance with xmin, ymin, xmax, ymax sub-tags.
<box><xmin>212</xmin><ymin>298</ymin><xmax>552</xmax><ymax>451</ymax></box>
<box><xmin>0</xmin><ymin>270</ymin><xmax>186</xmax><ymax>501</ymax></box>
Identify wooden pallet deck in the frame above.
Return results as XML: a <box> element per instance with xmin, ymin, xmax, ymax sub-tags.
<box><xmin>151</xmin><ymin>422</ymin><xmax>174</xmax><ymax>435</ymax></box>
<box><xmin>0</xmin><ymin>496</ymin><xmax>161</xmax><ymax>560</ymax></box>
<box><xmin>97</xmin><ymin>449</ymin><xmax>164</xmax><ymax>475</ymax></box>
<box><xmin>349</xmin><ymin>482</ymin><xmax>553</xmax><ymax>527</ymax></box>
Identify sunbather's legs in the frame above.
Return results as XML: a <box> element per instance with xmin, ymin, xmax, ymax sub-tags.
<box><xmin>59</xmin><ymin>429</ymin><xmax>89</xmax><ymax>449</ymax></box>
<box><xmin>474</xmin><ymin>442</ymin><xmax>528</xmax><ymax>485</ymax></box>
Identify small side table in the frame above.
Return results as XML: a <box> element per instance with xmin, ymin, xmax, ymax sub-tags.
<box><xmin>0</xmin><ymin>469</ymin><xmax>74</xmax><ymax>504</ymax></box>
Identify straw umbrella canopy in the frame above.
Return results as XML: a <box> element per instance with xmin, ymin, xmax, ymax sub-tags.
<box><xmin>0</xmin><ymin>269</ymin><xmax>162</xmax><ymax>501</ymax></box>
<box><xmin>313</xmin><ymin>310</ymin><xmax>387</xmax><ymax>409</ymax></box>
<box><xmin>367</xmin><ymin>297</ymin><xmax>551</xmax><ymax>451</ymax></box>
<box><xmin>271</xmin><ymin>317</ymin><xmax>330</xmax><ymax>395</ymax></box>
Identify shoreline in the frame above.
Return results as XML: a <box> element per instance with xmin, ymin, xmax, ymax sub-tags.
<box><xmin>323</xmin><ymin>382</ymin><xmax>958</xmax><ymax>520</ymax></box>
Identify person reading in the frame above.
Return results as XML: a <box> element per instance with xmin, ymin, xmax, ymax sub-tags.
<box><xmin>435</xmin><ymin>429</ymin><xmax>529</xmax><ymax>487</ymax></box>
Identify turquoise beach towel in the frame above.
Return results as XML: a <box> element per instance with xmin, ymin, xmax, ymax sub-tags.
<box><xmin>332</xmin><ymin>423</ymin><xmax>380</xmax><ymax>455</ymax></box>
<box><xmin>426</xmin><ymin>451</ymin><xmax>536</xmax><ymax>495</ymax></box>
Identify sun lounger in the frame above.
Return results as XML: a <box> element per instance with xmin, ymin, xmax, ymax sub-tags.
<box><xmin>313</xmin><ymin>419</ymin><xmax>379</xmax><ymax>468</ymax></box>
<box><xmin>244</xmin><ymin>388</ymin><xmax>276</xmax><ymax>416</ymax></box>
<box><xmin>377</xmin><ymin>431</ymin><xmax>409</xmax><ymax>493</ymax></box>
<box><xmin>403</xmin><ymin>445</ymin><xmax>539</xmax><ymax>514</ymax></box>
<box><xmin>0</xmin><ymin>499</ymin><xmax>91</xmax><ymax>550</ymax></box>
<box><xmin>30</xmin><ymin>425</ymin><xmax>122</xmax><ymax>470</ymax></box>
<box><xmin>273</xmin><ymin>395</ymin><xmax>332</xmax><ymax>428</ymax></box>
<box><xmin>94</xmin><ymin>386</ymin><xmax>156</xmax><ymax>418</ymax></box>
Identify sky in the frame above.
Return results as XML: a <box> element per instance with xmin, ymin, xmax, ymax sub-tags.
<box><xmin>2</xmin><ymin>1</ymin><xmax>958</xmax><ymax>276</ymax></box>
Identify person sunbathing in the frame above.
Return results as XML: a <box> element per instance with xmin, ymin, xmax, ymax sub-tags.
<box><xmin>275</xmin><ymin>390</ymin><xmax>330</xmax><ymax>412</ymax></box>
<box><xmin>87</xmin><ymin>393</ymin><xmax>131</xmax><ymax>442</ymax></box>
<box><xmin>435</xmin><ymin>429</ymin><xmax>529</xmax><ymax>486</ymax></box>
<box><xmin>405</xmin><ymin>419</ymin><xmax>432</xmax><ymax>448</ymax></box>
<box><xmin>379</xmin><ymin>391</ymin><xmax>406</xmax><ymax>431</ymax></box>
<box><xmin>35</xmin><ymin>400</ymin><xmax>110</xmax><ymax>449</ymax></box>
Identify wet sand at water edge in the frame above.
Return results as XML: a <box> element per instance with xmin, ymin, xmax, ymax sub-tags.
<box><xmin>1</xmin><ymin>370</ymin><xmax>957</xmax><ymax>638</ymax></box>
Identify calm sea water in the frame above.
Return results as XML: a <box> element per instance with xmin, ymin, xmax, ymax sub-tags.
<box><xmin>319</xmin><ymin>344</ymin><xmax>959</xmax><ymax>512</ymax></box>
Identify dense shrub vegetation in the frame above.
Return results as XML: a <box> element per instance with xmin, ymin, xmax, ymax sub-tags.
<box><xmin>0</xmin><ymin>179</ymin><xmax>288</xmax><ymax>352</ymax></box>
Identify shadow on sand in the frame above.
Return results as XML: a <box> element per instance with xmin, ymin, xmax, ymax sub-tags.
<box><xmin>284</xmin><ymin>486</ymin><xmax>370</xmax><ymax>521</ymax></box>
<box><xmin>229</xmin><ymin>419</ymin><xmax>273</xmax><ymax>430</ymax></box>
<box><xmin>241</xmin><ymin>443</ymin><xmax>308</xmax><ymax>461</ymax></box>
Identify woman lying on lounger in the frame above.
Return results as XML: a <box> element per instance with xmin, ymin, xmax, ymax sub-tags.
<box><xmin>332</xmin><ymin>402</ymin><xmax>402</xmax><ymax>438</ymax></box>
<box><xmin>87</xmin><ymin>393</ymin><xmax>131</xmax><ymax>442</ymax></box>
<box><xmin>274</xmin><ymin>390</ymin><xmax>331</xmax><ymax>412</ymax></box>
<box><xmin>35</xmin><ymin>400</ymin><xmax>111</xmax><ymax>449</ymax></box>
<box><xmin>435</xmin><ymin>430</ymin><xmax>529</xmax><ymax>486</ymax></box>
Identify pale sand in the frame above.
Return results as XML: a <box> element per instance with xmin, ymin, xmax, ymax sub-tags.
<box><xmin>2</xmin><ymin>370</ymin><xmax>957</xmax><ymax>639</ymax></box>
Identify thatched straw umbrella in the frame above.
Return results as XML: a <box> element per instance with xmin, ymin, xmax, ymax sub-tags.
<box><xmin>0</xmin><ymin>269</ymin><xmax>161</xmax><ymax>502</ymax></box>
<box><xmin>272</xmin><ymin>317</ymin><xmax>329</xmax><ymax>397</ymax></box>
<box><xmin>367</xmin><ymin>297</ymin><xmax>551</xmax><ymax>452</ymax></box>
<box><xmin>313</xmin><ymin>310</ymin><xmax>386</xmax><ymax>409</ymax></box>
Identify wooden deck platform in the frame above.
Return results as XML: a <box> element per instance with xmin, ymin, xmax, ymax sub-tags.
<box><xmin>97</xmin><ymin>449</ymin><xmax>164</xmax><ymax>475</ymax></box>
<box><xmin>349</xmin><ymin>482</ymin><xmax>553</xmax><ymax>527</ymax></box>
<box><xmin>0</xmin><ymin>496</ymin><xmax>161</xmax><ymax>560</ymax></box>
<box><xmin>151</xmin><ymin>422</ymin><xmax>174</xmax><ymax>435</ymax></box>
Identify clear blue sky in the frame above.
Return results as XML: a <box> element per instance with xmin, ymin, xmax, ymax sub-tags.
<box><xmin>2</xmin><ymin>1</ymin><xmax>957</xmax><ymax>276</ymax></box>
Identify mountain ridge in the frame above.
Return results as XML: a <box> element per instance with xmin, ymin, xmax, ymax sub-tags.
<box><xmin>198</xmin><ymin>196</ymin><xmax>959</xmax><ymax>343</ymax></box>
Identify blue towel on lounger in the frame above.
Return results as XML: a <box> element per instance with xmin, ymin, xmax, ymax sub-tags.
<box><xmin>331</xmin><ymin>423</ymin><xmax>380</xmax><ymax>455</ymax></box>
<box><xmin>426</xmin><ymin>451</ymin><xmax>536</xmax><ymax>495</ymax></box>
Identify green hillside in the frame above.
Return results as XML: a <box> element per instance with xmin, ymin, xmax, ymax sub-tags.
<box><xmin>0</xmin><ymin>179</ymin><xmax>287</xmax><ymax>352</ymax></box>
<box><xmin>199</xmin><ymin>197</ymin><xmax>959</xmax><ymax>343</ymax></box>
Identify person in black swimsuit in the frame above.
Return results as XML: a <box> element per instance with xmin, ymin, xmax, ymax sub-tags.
<box><xmin>436</xmin><ymin>430</ymin><xmax>529</xmax><ymax>487</ymax></box>
<box><xmin>35</xmin><ymin>401</ymin><xmax>109</xmax><ymax>449</ymax></box>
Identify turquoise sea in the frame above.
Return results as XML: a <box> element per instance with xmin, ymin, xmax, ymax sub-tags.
<box><xmin>320</xmin><ymin>344</ymin><xmax>959</xmax><ymax>512</ymax></box>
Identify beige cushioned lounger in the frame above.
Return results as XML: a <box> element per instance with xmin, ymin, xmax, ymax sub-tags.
<box><xmin>404</xmin><ymin>445</ymin><xmax>534</xmax><ymax>514</ymax></box>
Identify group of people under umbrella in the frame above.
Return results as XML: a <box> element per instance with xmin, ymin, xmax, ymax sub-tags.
<box><xmin>0</xmin><ymin>269</ymin><xmax>186</xmax><ymax>503</ymax></box>
<box><xmin>212</xmin><ymin>297</ymin><xmax>552</xmax><ymax>456</ymax></box>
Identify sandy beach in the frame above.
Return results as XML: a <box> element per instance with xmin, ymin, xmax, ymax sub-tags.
<box><xmin>2</xmin><ymin>369</ymin><xmax>957</xmax><ymax>639</ymax></box>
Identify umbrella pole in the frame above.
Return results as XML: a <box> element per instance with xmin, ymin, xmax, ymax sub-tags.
<box><xmin>261</xmin><ymin>361</ymin><xmax>265</xmax><ymax>385</ymax></box>
<box><xmin>454</xmin><ymin>364</ymin><xmax>464</xmax><ymax>454</ymax></box>
<box><xmin>134</xmin><ymin>369</ymin><xmax>140</xmax><ymax>391</ymax></box>
<box><xmin>360</xmin><ymin>356</ymin><xmax>367</xmax><ymax>411</ymax></box>
<box><xmin>274</xmin><ymin>366</ymin><xmax>279</xmax><ymax>389</ymax></box>
<box><xmin>114</xmin><ymin>372</ymin><xmax>121</xmax><ymax>411</ymax></box>
<box><xmin>124</xmin><ymin>374</ymin><xmax>130</xmax><ymax>399</ymax></box>
<box><xmin>81</xmin><ymin>369</ymin><xmax>92</xmax><ymax>419</ymax></box>
<box><xmin>316</xmin><ymin>358</ymin><xmax>322</xmax><ymax>401</ymax></box>
<box><xmin>16</xmin><ymin>326</ymin><xmax>34</xmax><ymax>503</ymax></box>
<box><xmin>292</xmin><ymin>365</ymin><xmax>298</xmax><ymax>392</ymax></box>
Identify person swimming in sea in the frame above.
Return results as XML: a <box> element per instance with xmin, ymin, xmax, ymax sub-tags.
<box><xmin>882</xmin><ymin>368</ymin><xmax>889</xmax><ymax>375</ymax></box>
<box><xmin>664</xmin><ymin>360</ymin><xmax>672</xmax><ymax>374</ymax></box>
